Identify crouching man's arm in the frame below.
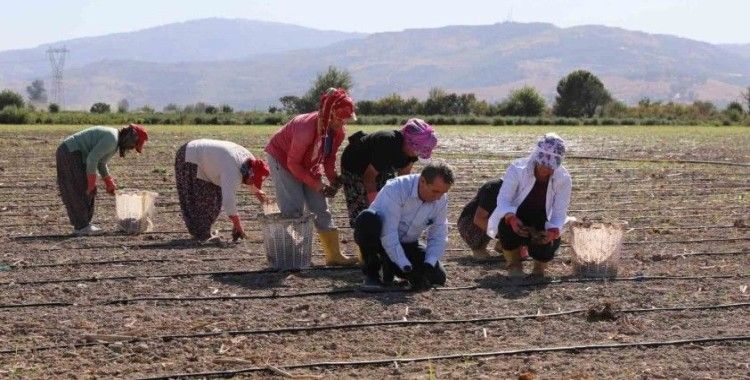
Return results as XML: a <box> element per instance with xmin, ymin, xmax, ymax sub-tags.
<box><xmin>373</xmin><ymin>191</ymin><xmax>412</xmax><ymax>272</ymax></box>
<box><xmin>424</xmin><ymin>200</ymin><xmax>449</xmax><ymax>266</ymax></box>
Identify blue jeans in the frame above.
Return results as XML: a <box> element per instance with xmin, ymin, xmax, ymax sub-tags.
<box><xmin>266</xmin><ymin>154</ymin><xmax>335</xmax><ymax>231</ymax></box>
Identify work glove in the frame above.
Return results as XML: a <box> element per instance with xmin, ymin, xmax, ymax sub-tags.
<box><xmin>505</xmin><ymin>213</ymin><xmax>529</xmax><ymax>238</ymax></box>
<box><xmin>86</xmin><ymin>174</ymin><xmax>98</xmax><ymax>196</ymax></box>
<box><xmin>229</xmin><ymin>215</ymin><xmax>246</xmax><ymax>242</ymax></box>
<box><xmin>103</xmin><ymin>176</ymin><xmax>117</xmax><ymax>196</ymax></box>
<box><xmin>319</xmin><ymin>184</ymin><xmax>338</xmax><ymax>198</ymax></box>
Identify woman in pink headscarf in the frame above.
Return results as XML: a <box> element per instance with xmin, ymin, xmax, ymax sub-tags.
<box><xmin>265</xmin><ymin>88</ymin><xmax>358</xmax><ymax>266</ymax></box>
<box><xmin>340</xmin><ymin>118</ymin><xmax>438</xmax><ymax>229</ymax></box>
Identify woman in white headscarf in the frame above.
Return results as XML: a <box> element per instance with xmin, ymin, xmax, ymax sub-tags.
<box><xmin>486</xmin><ymin>133</ymin><xmax>572</xmax><ymax>277</ymax></box>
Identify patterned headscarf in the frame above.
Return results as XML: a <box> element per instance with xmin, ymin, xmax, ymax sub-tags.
<box><xmin>531</xmin><ymin>133</ymin><xmax>566</xmax><ymax>169</ymax></box>
<box><xmin>401</xmin><ymin>118</ymin><xmax>438</xmax><ymax>160</ymax></box>
<box><xmin>318</xmin><ymin>88</ymin><xmax>356</xmax><ymax>131</ymax></box>
<box><xmin>318</xmin><ymin>88</ymin><xmax>355</xmax><ymax>156</ymax></box>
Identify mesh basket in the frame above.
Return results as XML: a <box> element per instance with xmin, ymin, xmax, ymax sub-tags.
<box><xmin>260</xmin><ymin>212</ymin><xmax>313</xmax><ymax>270</ymax></box>
<box><xmin>115</xmin><ymin>189</ymin><xmax>158</xmax><ymax>234</ymax></box>
<box><xmin>570</xmin><ymin>220</ymin><xmax>627</xmax><ymax>278</ymax></box>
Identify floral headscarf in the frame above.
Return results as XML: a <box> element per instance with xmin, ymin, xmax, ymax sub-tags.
<box><xmin>531</xmin><ymin>133</ymin><xmax>566</xmax><ymax>169</ymax></box>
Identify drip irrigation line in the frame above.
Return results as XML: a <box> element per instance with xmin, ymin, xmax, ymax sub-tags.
<box><xmin>137</xmin><ymin>335</ymin><xmax>750</xmax><ymax>379</ymax></box>
<box><xmin>100</xmin><ymin>273</ymin><xmax>750</xmax><ymax>305</ymax></box>
<box><xmin>5</xmin><ymin>247</ymin><xmax>747</xmax><ymax>272</ymax></box>
<box><xmin>1</xmin><ymin>302</ymin><xmax>748</xmax><ymax>356</ymax></box>
<box><xmin>567</xmin><ymin>155</ymin><xmax>750</xmax><ymax>167</ymax></box>
<box><xmin>0</xmin><ymin>301</ymin><xmax>74</xmax><ymax>309</ymax></box>
<box><xmin>8</xmin><ymin>229</ymin><xmax>748</xmax><ymax>253</ymax></box>
<box><xmin>2</xmin><ymin>272</ymin><xmax>750</xmax><ymax>309</ymax></box>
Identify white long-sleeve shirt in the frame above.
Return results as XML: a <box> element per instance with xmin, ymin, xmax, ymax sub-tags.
<box><xmin>185</xmin><ymin>139</ymin><xmax>253</xmax><ymax>216</ymax></box>
<box><xmin>487</xmin><ymin>157</ymin><xmax>572</xmax><ymax>238</ymax></box>
<box><xmin>368</xmin><ymin>174</ymin><xmax>449</xmax><ymax>269</ymax></box>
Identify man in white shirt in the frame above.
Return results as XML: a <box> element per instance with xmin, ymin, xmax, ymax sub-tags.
<box><xmin>353</xmin><ymin>163</ymin><xmax>454</xmax><ymax>290</ymax></box>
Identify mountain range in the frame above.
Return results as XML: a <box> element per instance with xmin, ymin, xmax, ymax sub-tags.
<box><xmin>0</xmin><ymin>18</ymin><xmax>748</xmax><ymax>110</ymax></box>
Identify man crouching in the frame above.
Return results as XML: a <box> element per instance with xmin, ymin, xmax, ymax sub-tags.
<box><xmin>354</xmin><ymin>162</ymin><xmax>454</xmax><ymax>291</ymax></box>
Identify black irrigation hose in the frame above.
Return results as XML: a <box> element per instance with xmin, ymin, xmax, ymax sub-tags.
<box><xmin>7</xmin><ymin>248</ymin><xmax>746</xmax><ymax>271</ymax></box>
<box><xmin>137</xmin><ymin>335</ymin><xmax>750</xmax><ymax>379</ymax></box>
<box><xmin>568</xmin><ymin>155</ymin><xmax>750</xmax><ymax>167</ymax></box>
<box><xmin>1</xmin><ymin>302</ymin><xmax>748</xmax><ymax>356</ymax></box>
<box><xmin>0</xmin><ymin>301</ymin><xmax>74</xmax><ymax>309</ymax></box>
<box><xmin>100</xmin><ymin>273</ymin><xmax>750</xmax><ymax>305</ymax></box>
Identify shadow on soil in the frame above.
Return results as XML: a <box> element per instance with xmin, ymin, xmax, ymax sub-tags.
<box><xmin>475</xmin><ymin>273</ymin><xmax>551</xmax><ymax>300</ymax></box>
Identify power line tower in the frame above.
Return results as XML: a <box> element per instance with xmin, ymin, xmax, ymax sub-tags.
<box><xmin>47</xmin><ymin>47</ymin><xmax>69</xmax><ymax>107</ymax></box>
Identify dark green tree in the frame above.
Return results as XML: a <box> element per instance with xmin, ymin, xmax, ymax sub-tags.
<box><xmin>90</xmin><ymin>102</ymin><xmax>111</xmax><ymax>113</ymax></box>
<box><xmin>498</xmin><ymin>86</ymin><xmax>546</xmax><ymax>116</ymax></box>
<box><xmin>279</xmin><ymin>95</ymin><xmax>303</xmax><ymax>114</ymax></box>
<box><xmin>48</xmin><ymin>103</ymin><xmax>60</xmax><ymax>113</ymax></box>
<box><xmin>299</xmin><ymin>66</ymin><xmax>353</xmax><ymax>112</ymax></box>
<box><xmin>553</xmin><ymin>70</ymin><xmax>612</xmax><ymax>117</ymax></box>
<box><xmin>0</xmin><ymin>89</ymin><xmax>25</xmax><ymax>110</ymax></box>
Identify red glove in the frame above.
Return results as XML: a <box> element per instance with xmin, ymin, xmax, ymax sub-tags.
<box><xmin>545</xmin><ymin>228</ymin><xmax>561</xmax><ymax>243</ymax></box>
<box><xmin>86</xmin><ymin>174</ymin><xmax>98</xmax><ymax>196</ymax></box>
<box><xmin>229</xmin><ymin>215</ymin><xmax>246</xmax><ymax>241</ymax></box>
<box><xmin>504</xmin><ymin>213</ymin><xmax>529</xmax><ymax>237</ymax></box>
<box><xmin>103</xmin><ymin>176</ymin><xmax>117</xmax><ymax>195</ymax></box>
<box><xmin>366</xmin><ymin>191</ymin><xmax>378</xmax><ymax>204</ymax></box>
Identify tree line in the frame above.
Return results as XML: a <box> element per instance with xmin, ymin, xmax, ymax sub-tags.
<box><xmin>2</xmin><ymin>67</ymin><xmax>750</xmax><ymax>125</ymax></box>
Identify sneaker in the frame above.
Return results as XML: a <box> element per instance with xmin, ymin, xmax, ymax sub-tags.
<box><xmin>471</xmin><ymin>248</ymin><xmax>493</xmax><ymax>261</ymax></box>
<box><xmin>360</xmin><ymin>276</ymin><xmax>384</xmax><ymax>292</ymax></box>
<box><xmin>74</xmin><ymin>224</ymin><xmax>103</xmax><ymax>236</ymax></box>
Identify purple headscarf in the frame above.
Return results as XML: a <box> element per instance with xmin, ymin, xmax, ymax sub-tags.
<box><xmin>401</xmin><ymin>118</ymin><xmax>437</xmax><ymax>160</ymax></box>
<box><xmin>531</xmin><ymin>133</ymin><xmax>566</xmax><ymax>169</ymax></box>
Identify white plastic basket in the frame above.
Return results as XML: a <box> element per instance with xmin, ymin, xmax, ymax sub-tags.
<box><xmin>570</xmin><ymin>220</ymin><xmax>627</xmax><ymax>278</ymax></box>
<box><xmin>260</xmin><ymin>212</ymin><xmax>313</xmax><ymax>270</ymax></box>
<box><xmin>115</xmin><ymin>189</ymin><xmax>158</xmax><ymax>234</ymax></box>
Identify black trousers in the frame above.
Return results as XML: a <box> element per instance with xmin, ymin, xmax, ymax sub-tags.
<box><xmin>498</xmin><ymin>216</ymin><xmax>561</xmax><ymax>262</ymax></box>
<box><xmin>354</xmin><ymin>210</ymin><xmax>446</xmax><ymax>286</ymax></box>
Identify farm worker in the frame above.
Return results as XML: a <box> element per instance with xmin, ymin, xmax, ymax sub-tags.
<box><xmin>56</xmin><ymin>124</ymin><xmax>148</xmax><ymax>236</ymax></box>
<box><xmin>457</xmin><ymin>179</ymin><xmax>531</xmax><ymax>261</ymax></box>
<box><xmin>457</xmin><ymin>178</ymin><xmax>504</xmax><ymax>260</ymax></box>
<box><xmin>340</xmin><ymin>118</ymin><xmax>437</xmax><ymax>228</ymax></box>
<box><xmin>265</xmin><ymin>88</ymin><xmax>358</xmax><ymax>266</ymax></box>
<box><xmin>486</xmin><ymin>133</ymin><xmax>572</xmax><ymax>277</ymax></box>
<box><xmin>354</xmin><ymin>163</ymin><xmax>454</xmax><ymax>291</ymax></box>
<box><xmin>175</xmin><ymin>139</ymin><xmax>270</xmax><ymax>241</ymax></box>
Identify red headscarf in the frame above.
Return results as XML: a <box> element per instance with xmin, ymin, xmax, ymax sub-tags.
<box><xmin>251</xmin><ymin>158</ymin><xmax>270</xmax><ymax>189</ymax></box>
<box><xmin>128</xmin><ymin>123</ymin><xmax>149</xmax><ymax>153</ymax></box>
<box><xmin>317</xmin><ymin>88</ymin><xmax>356</xmax><ymax>132</ymax></box>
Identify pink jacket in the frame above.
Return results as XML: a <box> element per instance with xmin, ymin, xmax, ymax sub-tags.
<box><xmin>265</xmin><ymin>112</ymin><xmax>345</xmax><ymax>189</ymax></box>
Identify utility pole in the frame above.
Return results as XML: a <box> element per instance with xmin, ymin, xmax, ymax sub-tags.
<box><xmin>47</xmin><ymin>47</ymin><xmax>69</xmax><ymax>108</ymax></box>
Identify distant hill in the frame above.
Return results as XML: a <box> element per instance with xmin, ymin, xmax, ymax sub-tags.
<box><xmin>0</xmin><ymin>18</ymin><xmax>364</xmax><ymax>86</ymax></box>
<box><xmin>2</xmin><ymin>21</ymin><xmax>749</xmax><ymax>110</ymax></box>
<box><xmin>721</xmin><ymin>43</ymin><xmax>750</xmax><ymax>60</ymax></box>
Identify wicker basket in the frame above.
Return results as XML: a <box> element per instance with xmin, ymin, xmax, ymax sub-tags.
<box><xmin>570</xmin><ymin>220</ymin><xmax>627</xmax><ymax>278</ymax></box>
<box><xmin>260</xmin><ymin>212</ymin><xmax>313</xmax><ymax>270</ymax></box>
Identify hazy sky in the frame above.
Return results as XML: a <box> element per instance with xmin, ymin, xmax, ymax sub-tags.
<box><xmin>2</xmin><ymin>0</ymin><xmax>749</xmax><ymax>51</ymax></box>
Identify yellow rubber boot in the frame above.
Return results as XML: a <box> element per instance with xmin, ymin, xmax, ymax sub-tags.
<box><xmin>318</xmin><ymin>229</ymin><xmax>358</xmax><ymax>267</ymax></box>
<box><xmin>503</xmin><ymin>248</ymin><xmax>524</xmax><ymax>277</ymax></box>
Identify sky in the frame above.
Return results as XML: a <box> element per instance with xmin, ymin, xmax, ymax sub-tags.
<box><xmin>1</xmin><ymin>0</ymin><xmax>749</xmax><ymax>51</ymax></box>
